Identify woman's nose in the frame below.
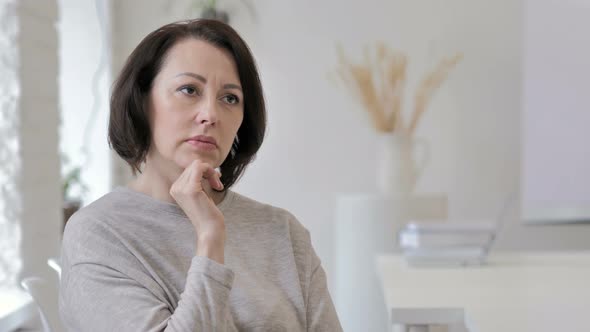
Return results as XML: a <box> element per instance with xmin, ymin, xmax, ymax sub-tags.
<box><xmin>195</xmin><ymin>97</ymin><xmax>218</xmax><ymax>126</ymax></box>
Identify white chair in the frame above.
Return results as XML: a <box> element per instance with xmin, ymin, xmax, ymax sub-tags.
<box><xmin>19</xmin><ymin>258</ymin><xmax>64</xmax><ymax>332</ymax></box>
<box><xmin>47</xmin><ymin>257</ymin><xmax>62</xmax><ymax>279</ymax></box>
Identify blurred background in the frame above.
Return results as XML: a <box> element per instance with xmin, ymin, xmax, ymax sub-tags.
<box><xmin>1</xmin><ymin>0</ymin><xmax>589</xmax><ymax>331</ymax></box>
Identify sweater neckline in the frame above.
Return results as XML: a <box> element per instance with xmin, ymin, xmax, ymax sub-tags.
<box><xmin>113</xmin><ymin>186</ymin><xmax>235</xmax><ymax>217</ymax></box>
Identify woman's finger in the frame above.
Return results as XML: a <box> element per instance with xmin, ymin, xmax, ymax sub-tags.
<box><xmin>191</xmin><ymin>161</ymin><xmax>223</xmax><ymax>191</ymax></box>
<box><xmin>170</xmin><ymin>161</ymin><xmax>192</xmax><ymax>195</ymax></box>
<box><xmin>202</xmin><ymin>166</ymin><xmax>223</xmax><ymax>190</ymax></box>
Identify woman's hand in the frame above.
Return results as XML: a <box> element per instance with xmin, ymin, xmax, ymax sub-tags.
<box><xmin>170</xmin><ymin>160</ymin><xmax>226</xmax><ymax>263</ymax></box>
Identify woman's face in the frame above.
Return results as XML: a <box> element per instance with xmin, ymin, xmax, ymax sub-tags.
<box><xmin>147</xmin><ymin>38</ymin><xmax>244</xmax><ymax>173</ymax></box>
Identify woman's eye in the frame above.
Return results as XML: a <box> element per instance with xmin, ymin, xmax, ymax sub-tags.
<box><xmin>222</xmin><ymin>94</ymin><xmax>240</xmax><ymax>105</ymax></box>
<box><xmin>179</xmin><ymin>86</ymin><xmax>198</xmax><ymax>96</ymax></box>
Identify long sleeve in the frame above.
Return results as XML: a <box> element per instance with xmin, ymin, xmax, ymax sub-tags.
<box><xmin>59</xmin><ymin>214</ymin><xmax>237</xmax><ymax>332</ymax></box>
<box><xmin>285</xmin><ymin>211</ymin><xmax>343</xmax><ymax>331</ymax></box>
<box><xmin>305</xmin><ymin>247</ymin><xmax>343</xmax><ymax>332</ymax></box>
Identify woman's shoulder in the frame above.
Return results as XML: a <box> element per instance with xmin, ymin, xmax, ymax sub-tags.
<box><xmin>64</xmin><ymin>190</ymin><xmax>130</xmax><ymax>240</ymax></box>
<box><xmin>66</xmin><ymin>186</ymin><xmax>183</xmax><ymax>228</ymax></box>
<box><xmin>61</xmin><ymin>190</ymin><xmax>138</xmax><ymax>267</ymax></box>
<box><xmin>228</xmin><ymin>191</ymin><xmax>312</xmax><ymax>242</ymax></box>
<box><xmin>63</xmin><ymin>187</ymin><xmax>165</xmax><ymax>247</ymax></box>
<box><xmin>66</xmin><ymin>188</ymin><xmax>133</xmax><ymax>227</ymax></box>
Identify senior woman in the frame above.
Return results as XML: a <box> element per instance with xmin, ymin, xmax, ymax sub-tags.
<box><xmin>58</xmin><ymin>19</ymin><xmax>342</xmax><ymax>331</ymax></box>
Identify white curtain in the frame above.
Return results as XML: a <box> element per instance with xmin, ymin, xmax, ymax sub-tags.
<box><xmin>0</xmin><ymin>0</ymin><xmax>22</xmax><ymax>289</ymax></box>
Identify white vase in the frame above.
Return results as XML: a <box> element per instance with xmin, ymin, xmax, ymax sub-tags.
<box><xmin>376</xmin><ymin>134</ymin><xmax>429</xmax><ymax>196</ymax></box>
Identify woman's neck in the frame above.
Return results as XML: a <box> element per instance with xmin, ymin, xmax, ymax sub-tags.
<box><xmin>128</xmin><ymin>161</ymin><xmax>225</xmax><ymax>205</ymax></box>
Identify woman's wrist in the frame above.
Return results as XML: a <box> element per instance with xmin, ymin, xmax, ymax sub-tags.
<box><xmin>195</xmin><ymin>231</ymin><xmax>225</xmax><ymax>264</ymax></box>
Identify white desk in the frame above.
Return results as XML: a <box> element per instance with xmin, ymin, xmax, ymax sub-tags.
<box><xmin>376</xmin><ymin>252</ymin><xmax>590</xmax><ymax>332</ymax></box>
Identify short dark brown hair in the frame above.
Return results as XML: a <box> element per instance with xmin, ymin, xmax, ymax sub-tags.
<box><xmin>108</xmin><ymin>19</ymin><xmax>266</xmax><ymax>190</ymax></box>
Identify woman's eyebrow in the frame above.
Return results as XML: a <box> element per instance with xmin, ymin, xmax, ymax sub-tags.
<box><xmin>175</xmin><ymin>72</ymin><xmax>242</xmax><ymax>91</ymax></box>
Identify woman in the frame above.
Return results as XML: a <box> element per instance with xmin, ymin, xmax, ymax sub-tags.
<box><xmin>59</xmin><ymin>19</ymin><xmax>342</xmax><ymax>331</ymax></box>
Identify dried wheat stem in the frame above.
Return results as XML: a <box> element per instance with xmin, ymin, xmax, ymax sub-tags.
<box><xmin>408</xmin><ymin>53</ymin><xmax>462</xmax><ymax>135</ymax></box>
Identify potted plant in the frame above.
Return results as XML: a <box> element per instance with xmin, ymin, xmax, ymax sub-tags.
<box><xmin>169</xmin><ymin>0</ymin><xmax>256</xmax><ymax>24</ymax></box>
<box><xmin>332</xmin><ymin>43</ymin><xmax>462</xmax><ymax>195</ymax></box>
<box><xmin>196</xmin><ymin>0</ymin><xmax>230</xmax><ymax>23</ymax></box>
<box><xmin>61</xmin><ymin>156</ymin><xmax>87</xmax><ymax>231</ymax></box>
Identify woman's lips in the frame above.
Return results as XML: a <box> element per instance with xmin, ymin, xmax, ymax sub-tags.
<box><xmin>186</xmin><ymin>139</ymin><xmax>217</xmax><ymax>151</ymax></box>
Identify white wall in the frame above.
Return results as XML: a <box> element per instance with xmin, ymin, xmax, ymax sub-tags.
<box><xmin>108</xmin><ymin>0</ymin><xmax>590</xmax><ymax>287</ymax></box>
<box><xmin>230</xmin><ymin>0</ymin><xmax>590</xmax><ymax>274</ymax></box>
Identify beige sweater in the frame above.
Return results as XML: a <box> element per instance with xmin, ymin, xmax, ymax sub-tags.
<box><xmin>59</xmin><ymin>187</ymin><xmax>342</xmax><ymax>331</ymax></box>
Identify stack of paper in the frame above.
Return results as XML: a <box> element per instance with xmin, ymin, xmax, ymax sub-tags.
<box><xmin>398</xmin><ymin>221</ymin><xmax>497</xmax><ymax>266</ymax></box>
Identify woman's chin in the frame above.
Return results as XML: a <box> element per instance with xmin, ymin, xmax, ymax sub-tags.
<box><xmin>177</xmin><ymin>154</ymin><xmax>218</xmax><ymax>168</ymax></box>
